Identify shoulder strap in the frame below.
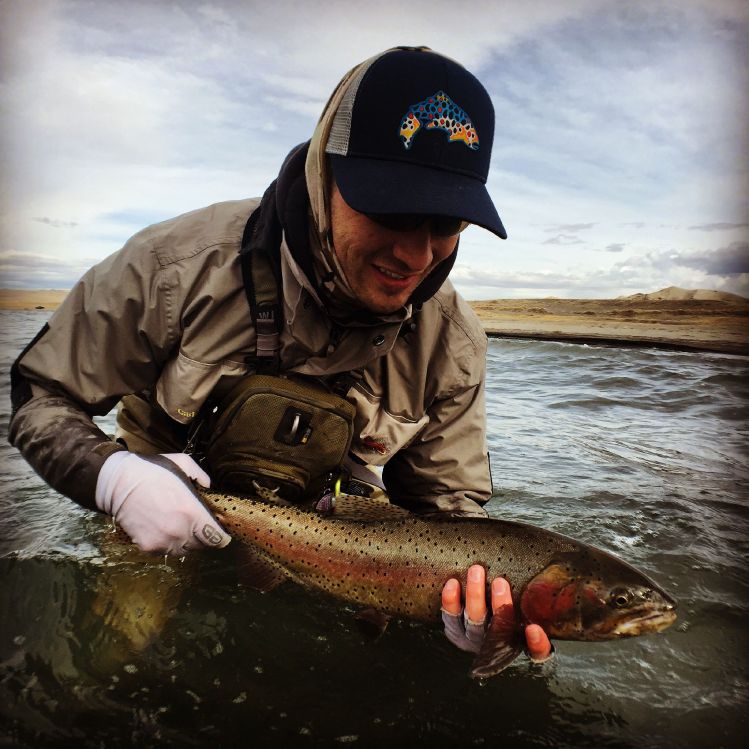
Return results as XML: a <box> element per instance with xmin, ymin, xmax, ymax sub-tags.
<box><xmin>238</xmin><ymin>142</ymin><xmax>314</xmax><ymax>376</ymax></box>
<box><xmin>240</xmin><ymin>183</ymin><xmax>284</xmax><ymax>375</ymax></box>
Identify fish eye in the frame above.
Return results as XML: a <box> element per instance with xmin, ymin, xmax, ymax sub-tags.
<box><xmin>609</xmin><ymin>588</ymin><xmax>631</xmax><ymax>608</ymax></box>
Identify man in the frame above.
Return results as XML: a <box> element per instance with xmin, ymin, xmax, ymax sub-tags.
<box><xmin>9</xmin><ymin>47</ymin><xmax>551</xmax><ymax>661</ymax></box>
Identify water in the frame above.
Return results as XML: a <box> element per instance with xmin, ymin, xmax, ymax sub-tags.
<box><xmin>1</xmin><ymin>310</ymin><xmax>747</xmax><ymax>748</ymax></box>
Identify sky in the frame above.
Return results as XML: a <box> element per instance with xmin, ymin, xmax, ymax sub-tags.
<box><xmin>1</xmin><ymin>0</ymin><xmax>748</xmax><ymax>299</ymax></box>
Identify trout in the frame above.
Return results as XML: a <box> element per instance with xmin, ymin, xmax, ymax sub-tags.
<box><xmin>196</xmin><ymin>486</ymin><xmax>677</xmax><ymax>679</ymax></box>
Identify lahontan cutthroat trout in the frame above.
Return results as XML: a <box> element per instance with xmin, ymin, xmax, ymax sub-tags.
<box><xmin>195</xmin><ymin>485</ymin><xmax>677</xmax><ymax>679</ymax></box>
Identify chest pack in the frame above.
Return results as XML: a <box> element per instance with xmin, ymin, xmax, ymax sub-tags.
<box><xmin>195</xmin><ymin>198</ymin><xmax>356</xmax><ymax>501</ymax></box>
<box><xmin>201</xmin><ymin>373</ymin><xmax>355</xmax><ymax>500</ymax></box>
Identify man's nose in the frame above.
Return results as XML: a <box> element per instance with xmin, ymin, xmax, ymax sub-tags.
<box><xmin>391</xmin><ymin>228</ymin><xmax>433</xmax><ymax>272</ymax></box>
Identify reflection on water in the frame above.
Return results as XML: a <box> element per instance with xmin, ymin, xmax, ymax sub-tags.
<box><xmin>1</xmin><ymin>312</ymin><xmax>748</xmax><ymax>748</ymax></box>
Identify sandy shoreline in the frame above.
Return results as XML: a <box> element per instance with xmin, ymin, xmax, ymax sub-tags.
<box><xmin>2</xmin><ymin>288</ymin><xmax>747</xmax><ymax>355</ymax></box>
<box><xmin>0</xmin><ymin>289</ymin><xmax>69</xmax><ymax>310</ymax></box>
<box><xmin>470</xmin><ymin>297</ymin><xmax>749</xmax><ymax>355</ymax></box>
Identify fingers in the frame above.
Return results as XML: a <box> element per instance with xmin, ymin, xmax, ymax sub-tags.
<box><xmin>441</xmin><ymin>577</ymin><xmax>462</xmax><ymax>615</ymax></box>
<box><xmin>525</xmin><ymin>624</ymin><xmax>553</xmax><ymax>662</ymax></box>
<box><xmin>161</xmin><ymin>453</ymin><xmax>212</xmax><ymax>488</ymax></box>
<box><xmin>441</xmin><ymin>564</ymin><xmax>488</xmax><ymax>621</ymax></box>
<box><xmin>465</xmin><ymin>564</ymin><xmax>487</xmax><ymax>623</ymax></box>
<box><xmin>441</xmin><ymin>569</ymin><xmax>487</xmax><ymax>654</ymax></box>
<box><xmin>490</xmin><ymin>575</ymin><xmax>511</xmax><ymax>612</ymax></box>
<box><xmin>491</xmin><ymin>576</ymin><xmax>552</xmax><ymax>660</ymax></box>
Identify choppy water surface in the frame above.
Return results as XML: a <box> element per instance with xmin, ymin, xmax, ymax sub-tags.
<box><xmin>1</xmin><ymin>310</ymin><xmax>747</xmax><ymax>748</ymax></box>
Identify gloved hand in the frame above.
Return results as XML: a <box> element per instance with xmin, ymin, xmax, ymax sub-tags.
<box><xmin>95</xmin><ymin>451</ymin><xmax>231</xmax><ymax>556</ymax></box>
<box><xmin>441</xmin><ymin>565</ymin><xmax>553</xmax><ymax>661</ymax></box>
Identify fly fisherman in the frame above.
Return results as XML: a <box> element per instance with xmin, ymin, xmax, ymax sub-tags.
<box><xmin>9</xmin><ymin>47</ymin><xmax>551</xmax><ymax>663</ymax></box>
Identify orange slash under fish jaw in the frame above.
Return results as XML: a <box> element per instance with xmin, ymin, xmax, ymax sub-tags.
<box><xmin>521</xmin><ymin>555</ymin><xmax>678</xmax><ymax>642</ymax></box>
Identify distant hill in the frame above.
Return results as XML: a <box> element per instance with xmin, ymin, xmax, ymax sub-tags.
<box><xmin>618</xmin><ymin>286</ymin><xmax>747</xmax><ymax>303</ymax></box>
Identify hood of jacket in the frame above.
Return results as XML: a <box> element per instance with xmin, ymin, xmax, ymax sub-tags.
<box><xmin>261</xmin><ymin>61</ymin><xmax>459</xmax><ymax>324</ymax></box>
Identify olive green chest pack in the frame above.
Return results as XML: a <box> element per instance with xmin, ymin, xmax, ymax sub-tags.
<box><xmin>202</xmin><ymin>374</ymin><xmax>355</xmax><ymax>500</ymax></box>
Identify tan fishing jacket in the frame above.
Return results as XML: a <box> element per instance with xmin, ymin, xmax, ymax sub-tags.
<box><xmin>9</xmin><ymin>197</ymin><xmax>492</xmax><ymax>516</ymax></box>
<box><xmin>10</xmin><ymin>51</ymin><xmax>496</xmax><ymax>517</ymax></box>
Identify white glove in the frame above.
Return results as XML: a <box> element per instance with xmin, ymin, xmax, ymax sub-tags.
<box><xmin>95</xmin><ymin>452</ymin><xmax>231</xmax><ymax>555</ymax></box>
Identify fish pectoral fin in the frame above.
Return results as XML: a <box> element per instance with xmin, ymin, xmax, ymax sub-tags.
<box><xmin>469</xmin><ymin>604</ymin><xmax>523</xmax><ymax>679</ymax></box>
<box><xmin>234</xmin><ymin>546</ymin><xmax>287</xmax><ymax>592</ymax></box>
<box><xmin>354</xmin><ymin>607</ymin><xmax>391</xmax><ymax>640</ymax></box>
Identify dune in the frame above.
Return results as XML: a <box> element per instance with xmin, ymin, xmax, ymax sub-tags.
<box><xmin>619</xmin><ymin>286</ymin><xmax>747</xmax><ymax>303</ymax></box>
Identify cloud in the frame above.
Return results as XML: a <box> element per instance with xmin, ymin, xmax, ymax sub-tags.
<box><xmin>604</xmin><ymin>243</ymin><xmax>625</xmax><ymax>253</ymax></box>
<box><xmin>545</xmin><ymin>223</ymin><xmax>595</xmax><ymax>232</ymax></box>
<box><xmin>0</xmin><ymin>250</ymin><xmax>95</xmax><ymax>288</ymax></box>
<box><xmin>32</xmin><ymin>217</ymin><xmax>79</xmax><ymax>228</ymax></box>
<box><xmin>543</xmin><ymin>234</ymin><xmax>584</xmax><ymax>246</ymax></box>
<box><xmin>689</xmin><ymin>222</ymin><xmax>749</xmax><ymax>231</ymax></box>
<box><xmin>671</xmin><ymin>242</ymin><xmax>749</xmax><ymax>275</ymax></box>
<box><xmin>452</xmin><ymin>265</ymin><xmax>583</xmax><ymax>290</ymax></box>
<box><xmin>452</xmin><ymin>236</ymin><xmax>749</xmax><ymax>299</ymax></box>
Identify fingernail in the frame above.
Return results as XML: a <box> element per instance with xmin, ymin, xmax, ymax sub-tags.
<box><xmin>494</xmin><ymin>577</ymin><xmax>508</xmax><ymax>596</ymax></box>
<box><xmin>468</xmin><ymin>566</ymin><xmax>483</xmax><ymax>582</ymax></box>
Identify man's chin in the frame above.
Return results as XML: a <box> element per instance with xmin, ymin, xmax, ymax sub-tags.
<box><xmin>365</xmin><ymin>292</ymin><xmax>412</xmax><ymax>315</ymax></box>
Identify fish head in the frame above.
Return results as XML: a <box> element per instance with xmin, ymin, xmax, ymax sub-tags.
<box><xmin>519</xmin><ymin>548</ymin><xmax>677</xmax><ymax>641</ymax></box>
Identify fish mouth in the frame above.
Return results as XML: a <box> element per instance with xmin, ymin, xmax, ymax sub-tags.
<box><xmin>612</xmin><ymin>607</ymin><xmax>677</xmax><ymax>636</ymax></box>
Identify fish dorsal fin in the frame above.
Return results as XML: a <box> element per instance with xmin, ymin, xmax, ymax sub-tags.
<box><xmin>233</xmin><ymin>545</ymin><xmax>289</xmax><ymax>592</ymax></box>
<box><xmin>469</xmin><ymin>603</ymin><xmax>524</xmax><ymax>679</ymax></box>
<box><xmin>327</xmin><ymin>493</ymin><xmax>415</xmax><ymax>523</ymax></box>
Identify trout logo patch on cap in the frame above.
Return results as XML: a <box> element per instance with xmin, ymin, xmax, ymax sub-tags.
<box><xmin>399</xmin><ymin>91</ymin><xmax>479</xmax><ymax>151</ymax></box>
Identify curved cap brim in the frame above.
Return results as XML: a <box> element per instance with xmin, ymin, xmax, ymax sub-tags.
<box><xmin>330</xmin><ymin>155</ymin><xmax>507</xmax><ymax>240</ymax></box>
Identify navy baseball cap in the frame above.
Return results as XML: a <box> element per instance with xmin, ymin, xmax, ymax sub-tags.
<box><xmin>326</xmin><ymin>46</ymin><xmax>506</xmax><ymax>239</ymax></box>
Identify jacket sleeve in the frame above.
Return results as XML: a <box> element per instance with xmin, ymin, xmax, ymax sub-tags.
<box><xmin>8</xmin><ymin>232</ymin><xmax>178</xmax><ymax>509</ymax></box>
<box><xmin>382</xmin><ymin>376</ymin><xmax>492</xmax><ymax>518</ymax></box>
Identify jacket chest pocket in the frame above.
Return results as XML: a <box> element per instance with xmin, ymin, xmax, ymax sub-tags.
<box><xmin>155</xmin><ymin>353</ymin><xmax>249</xmax><ymax>424</ymax></box>
<box><xmin>347</xmin><ymin>383</ymin><xmax>428</xmax><ymax>466</ymax></box>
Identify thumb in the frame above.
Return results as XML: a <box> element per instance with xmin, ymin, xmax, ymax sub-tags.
<box><xmin>161</xmin><ymin>453</ymin><xmax>211</xmax><ymax>488</ymax></box>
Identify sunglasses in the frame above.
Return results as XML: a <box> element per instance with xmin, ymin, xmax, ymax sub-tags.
<box><xmin>365</xmin><ymin>213</ymin><xmax>464</xmax><ymax>237</ymax></box>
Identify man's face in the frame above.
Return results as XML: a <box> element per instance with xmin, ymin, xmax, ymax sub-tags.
<box><xmin>329</xmin><ymin>184</ymin><xmax>459</xmax><ymax>314</ymax></box>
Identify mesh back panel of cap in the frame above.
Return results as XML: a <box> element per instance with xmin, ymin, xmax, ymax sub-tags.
<box><xmin>325</xmin><ymin>51</ymin><xmax>389</xmax><ymax>156</ymax></box>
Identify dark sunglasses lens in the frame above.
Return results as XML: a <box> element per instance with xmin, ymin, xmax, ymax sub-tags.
<box><xmin>431</xmin><ymin>217</ymin><xmax>463</xmax><ymax>237</ymax></box>
<box><xmin>367</xmin><ymin>214</ymin><xmax>423</xmax><ymax>232</ymax></box>
<box><xmin>367</xmin><ymin>213</ymin><xmax>463</xmax><ymax>236</ymax></box>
